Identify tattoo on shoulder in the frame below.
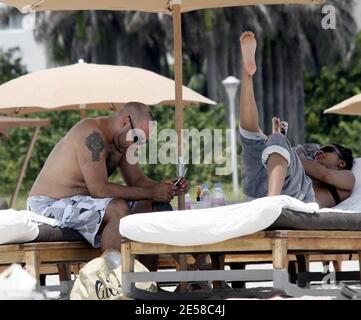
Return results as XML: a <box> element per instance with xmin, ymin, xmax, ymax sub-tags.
<box><xmin>85</xmin><ymin>131</ymin><xmax>105</xmax><ymax>161</ymax></box>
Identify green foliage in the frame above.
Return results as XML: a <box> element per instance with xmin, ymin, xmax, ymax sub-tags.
<box><xmin>0</xmin><ymin>48</ymin><xmax>28</xmax><ymax>193</ymax></box>
<box><xmin>75</xmin><ymin>12</ymin><xmax>87</xmax><ymax>40</ymax></box>
<box><xmin>0</xmin><ymin>48</ymin><xmax>27</xmax><ymax>84</ymax></box>
<box><xmin>304</xmin><ymin>31</ymin><xmax>361</xmax><ymax>158</ymax></box>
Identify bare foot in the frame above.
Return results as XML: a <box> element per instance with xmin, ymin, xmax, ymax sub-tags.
<box><xmin>272</xmin><ymin>117</ymin><xmax>282</xmax><ymax>134</ymax></box>
<box><xmin>240</xmin><ymin>31</ymin><xmax>257</xmax><ymax>76</ymax></box>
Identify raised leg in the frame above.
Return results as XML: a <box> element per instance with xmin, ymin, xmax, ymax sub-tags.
<box><xmin>239</xmin><ymin>31</ymin><xmax>260</xmax><ymax>133</ymax></box>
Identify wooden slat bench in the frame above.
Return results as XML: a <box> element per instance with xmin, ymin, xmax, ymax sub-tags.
<box><xmin>120</xmin><ymin>230</ymin><xmax>361</xmax><ymax>299</ymax></box>
<box><xmin>0</xmin><ymin>241</ymin><xmax>101</xmax><ymax>289</ymax></box>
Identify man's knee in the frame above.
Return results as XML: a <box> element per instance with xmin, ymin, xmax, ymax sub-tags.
<box><xmin>132</xmin><ymin>200</ymin><xmax>173</xmax><ymax>214</ymax></box>
<box><xmin>105</xmin><ymin>198</ymin><xmax>130</xmax><ymax>221</ymax></box>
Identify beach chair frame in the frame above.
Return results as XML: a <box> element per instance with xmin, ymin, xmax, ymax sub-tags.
<box><xmin>121</xmin><ymin>230</ymin><xmax>361</xmax><ymax>299</ymax></box>
<box><xmin>0</xmin><ymin>241</ymin><xmax>100</xmax><ymax>295</ymax></box>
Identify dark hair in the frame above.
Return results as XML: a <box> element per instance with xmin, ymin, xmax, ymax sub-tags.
<box><xmin>332</xmin><ymin>143</ymin><xmax>354</xmax><ymax>170</ymax></box>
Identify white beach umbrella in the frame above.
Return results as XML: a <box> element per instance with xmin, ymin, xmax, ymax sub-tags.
<box><xmin>324</xmin><ymin>93</ymin><xmax>361</xmax><ymax>116</ymax></box>
<box><xmin>0</xmin><ymin>62</ymin><xmax>215</xmax><ymax>115</ymax></box>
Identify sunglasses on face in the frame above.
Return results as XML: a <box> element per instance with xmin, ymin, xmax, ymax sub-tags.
<box><xmin>128</xmin><ymin>116</ymin><xmax>146</xmax><ymax>145</ymax></box>
<box><xmin>318</xmin><ymin>145</ymin><xmax>344</xmax><ymax>160</ymax></box>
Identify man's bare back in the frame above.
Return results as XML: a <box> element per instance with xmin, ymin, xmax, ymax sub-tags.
<box><xmin>30</xmin><ymin>118</ymin><xmax>122</xmax><ymax>199</ymax></box>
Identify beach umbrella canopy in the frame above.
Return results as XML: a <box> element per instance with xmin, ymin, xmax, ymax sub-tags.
<box><xmin>0</xmin><ymin>62</ymin><xmax>215</xmax><ymax>115</ymax></box>
<box><xmin>324</xmin><ymin>94</ymin><xmax>361</xmax><ymax>116</ymax></box>
<box><xmin>1</xmin><ymin>0</ymin><xmax>324</xmax><ymax>14</ymax></box>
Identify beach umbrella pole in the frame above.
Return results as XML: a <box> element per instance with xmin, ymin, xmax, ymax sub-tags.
<box><xmin>172</xmin><ymin>0</ymin><xmax>188</xmax><ymax>291</ymax></box>
<box><xmin>79</xmin><ymin>103</ymin><xmax>87</xmax><ymax>120</ymax></box>
<box><xmin>172</xmin><ymin>0</ymin><xmax>185</xmax><ymax>211</ymax></box>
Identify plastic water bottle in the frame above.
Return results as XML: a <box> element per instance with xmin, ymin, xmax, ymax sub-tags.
<box><xmin>103</xmin><ymin>250</ymin><xmax>122</xmax><ymax>271</ymax></box>
<box><xmin>212</xmin><ymin>183</ymin><xmax>226</xmax><ymax>207</ymax></box>
<box><xmin>199</xmin><ymin>183</ymin><xmax>212</xmax><ymax>208</ymax></box>
<box><xmin>185</xmin><ymin>192</ymin><xmax>191</xmax><ymax>210</ymax></box>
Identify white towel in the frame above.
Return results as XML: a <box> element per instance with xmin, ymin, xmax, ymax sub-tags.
<box><xmin>119</xmin><ymin>195</ymin><xmax>319</xmax><ymax>246</ymax></box>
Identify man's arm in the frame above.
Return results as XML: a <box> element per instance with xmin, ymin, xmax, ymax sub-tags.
<box><xmin>118</xmin><ymin>153</ymin><xmax>190</xmax><ymax>195</ymax></box>
<box><xmin>118</xmin><ymin>155</ymin><xmax>157</xmax><ymax>188</ymax></box>
<box><xmin>301</xmin><ymin>158</ymin><xmax>355</xmax><ymax>191</ymax></box>
<box><xmin>76</xmin><ymin>127</ymin><xmax>175</xmax><ymax>202</ymax></box>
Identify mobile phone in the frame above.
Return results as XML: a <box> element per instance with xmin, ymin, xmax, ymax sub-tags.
<box><xmin>280</xmin><ymin>121</ymin><xmax>288</xmax><ymax>135</ymax></box>
<box><xmin>174</xmin><ymin>168</ymin><xmax>188</xmax><ymax>186</ymax></box>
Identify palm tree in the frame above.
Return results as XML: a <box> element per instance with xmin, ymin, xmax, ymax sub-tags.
<box><xmin>34</xmin><ymin>11</ymin><xmax>170</xmax><ymax>75</ymax></box>
<box><xmin>34</xmin><ymin>1</ymin><xmax>357</xmax><ymax>144</ymax></box>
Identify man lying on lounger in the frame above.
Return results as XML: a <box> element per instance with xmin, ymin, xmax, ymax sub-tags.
<box><xmin>27</xmin><ymin>102</ymin><xmax>189</xmax><ymax>257</ymax></box>
<box><xmin>239</xmin><ymin>31</ymin><xmax>355</xmax><ymax>208</ymax></box>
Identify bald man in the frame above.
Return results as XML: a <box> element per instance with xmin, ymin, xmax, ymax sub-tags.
<box><xmin>27</xmin><ymin>102</ymin><xmax>189</xmax><ymax>253</ymax></box>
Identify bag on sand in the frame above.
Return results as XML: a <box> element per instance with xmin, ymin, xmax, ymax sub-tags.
<box><xmin>70</xmin><ymin>249</ymin><xmax>157</xmax><ymax>300</ymax></box>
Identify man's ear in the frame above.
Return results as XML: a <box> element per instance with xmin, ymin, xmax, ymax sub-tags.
<box><xmin>118</xmin><ymin>114</ymin><xmax>130</xmax><ymax>128</ymax></box>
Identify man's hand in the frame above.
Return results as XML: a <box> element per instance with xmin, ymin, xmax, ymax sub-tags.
<box><xmin>164</xmin><ymin>177</ymin><xmax>190</xmax><ymax>196</ymax></box>
<box><xmin>151</xmin><ymin>181</ymin><xmax>178</xmax><ymax>202</ymax></box>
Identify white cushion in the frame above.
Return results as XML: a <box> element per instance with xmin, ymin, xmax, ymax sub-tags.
<box><xmin>119</xmin><ymin>196</ymin><xmax>318</xmax><ymax>246</ymax></box>
<box><xmin>0</xmin><ymin>210</ymin><xmax>39</xmax><ymax>245</ymax></box>
<box><xmin>333</xmin><ymin>158</ymin><xmax>361</xmax><ymax>211</ymax></box>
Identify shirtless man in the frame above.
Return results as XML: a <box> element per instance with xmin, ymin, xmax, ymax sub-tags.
<box><xmin>239</xmin><ymin>31</ymin><xmax>355</xmax><ymax>208</ymax></box>
<box><xmin>27</xmin><ymin>102</ymin><xmax>189</xmax><ymax>254</ymax></box>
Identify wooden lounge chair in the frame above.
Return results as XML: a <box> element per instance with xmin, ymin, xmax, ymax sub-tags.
<box><xmin>0</xmin><ymin>222</ymin><xmax>101</xmax><ymax>296</ymax></box>
<box><xmin>0</xmin><ymin>240</ymin><xmax>100</xmax><ymax>294</ymax></box>
<box><xmin>120</xmin><ymin>230</ymin><xmax>361</xmax><ymax>299</ymax></box>
<box><xmin>1</xmin><ymin>230</ymin><xmax>359</xmax><ymax>298</ymax></box>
